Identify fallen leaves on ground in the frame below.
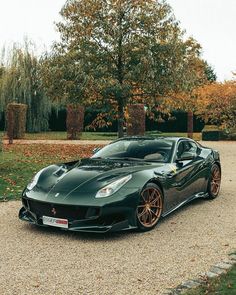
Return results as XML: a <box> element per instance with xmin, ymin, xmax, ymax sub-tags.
<box><xmin>0</xmin><ymin>143</ymin><xmax>105</xmax><ymax>198</ymax></box>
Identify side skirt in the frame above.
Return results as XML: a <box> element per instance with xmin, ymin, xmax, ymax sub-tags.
<box><xmin>162</xmin><ymin>192</ymin><xmax>209</xmax><ymax>218</ymax></box>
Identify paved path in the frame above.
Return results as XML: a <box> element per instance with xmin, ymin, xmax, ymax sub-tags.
<box><xmin>3</xmin><ymin>139</ymin><xmax>111</xmax><ymax>145</ymax></box>
<box><xmin>0</xmin><ymin>141</ymin><xmax>235</xmax><ymax>295</ymax></box>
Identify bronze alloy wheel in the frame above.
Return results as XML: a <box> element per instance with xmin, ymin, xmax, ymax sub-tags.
<box><xmin>137</xmin><ymin>184</ymin><xmax>163</xmax><ymax>230</ymax></box>
<box><xmin>207</xmin><ymin>164</ymin><xmax>221</xmax><ymax>199</ymax></box>
<box><xmin>210</xmin><ymin>164</ymin><xmax>221</xmax><ymax>197</ymax></box>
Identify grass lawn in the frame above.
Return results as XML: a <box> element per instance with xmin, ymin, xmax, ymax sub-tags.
<box><xmin>0</xmin><ymin>143</ymin><xmax>104</xmax><ymax>200</ymax></box>
<box><xmin>1</xmin><ymin>131</ymin><xmax>201</xmax><ymax>141</ymax></box>
<box><xmin>184</xmin><ymin>259</ymin><xmax>236</xmax><ymax>295</ymax></box>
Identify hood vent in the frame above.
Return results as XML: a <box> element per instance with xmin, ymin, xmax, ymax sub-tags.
<box><xmin>53</xmin><ymin>166</ymin><xmax>68</xmax><ymax>177</ymax></box>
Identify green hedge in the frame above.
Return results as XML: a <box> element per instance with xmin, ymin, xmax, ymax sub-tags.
<box><xmin>202</xmin><ymin>125</ymin><xmax>221</xmax><ymax>141</ymax></box>
<box><xmin>221</xmin><ymin>128</ymin><xmax>236</xmax><ymax>140</ymax></box>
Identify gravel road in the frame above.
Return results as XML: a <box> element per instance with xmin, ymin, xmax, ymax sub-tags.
<box><xmin>0</xmin><ymin>141</ymin><xmax>235</xmax><ymax>295</ymax></box>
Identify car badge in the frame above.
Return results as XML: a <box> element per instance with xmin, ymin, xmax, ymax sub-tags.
<box><xmin>55</xmin><ymin>193</ymin><xmax>60</xmax><ymax>197</ymax></box>
<box><xmin>51</xmin><ymin>207</ymin><xmax>57</xmax><ymax>216</ymax></box>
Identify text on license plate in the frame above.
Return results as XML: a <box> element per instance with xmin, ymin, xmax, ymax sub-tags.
<box><xmin>42</xmin><ymin>216</ymin><xmax>68</xmax><ymax>229</ymax></box>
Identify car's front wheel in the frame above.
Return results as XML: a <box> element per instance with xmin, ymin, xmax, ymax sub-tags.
<box><xmin>207</xmin><ymin>163</ymin><xmax>221</xmax><ymax>199</ymax></box>
<box><xmin>136</xmin><ymin>183</ymin><xmax>163</xmax><ymax>231</ymax></box>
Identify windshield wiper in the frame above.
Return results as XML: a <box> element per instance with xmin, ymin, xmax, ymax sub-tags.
<box><xmin>144</xmin><ymin>159</ymin><xmax>164</xmax><ymax>163</ymax></box>
<box><xmin>91</xmin><ymin>157</ymin><xmax>102</xmax><ymax>159</ymax></box>
<box><xmin>106</xmin><ymin>157</ymin><xmax>145</xmax><ymax>162</ymax></box>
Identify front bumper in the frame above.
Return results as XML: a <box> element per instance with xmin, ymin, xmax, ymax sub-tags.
<box><xmin>19</xmin><ymin>192</ymin><xmax>139</xmax><ymax>233</ymax></box>
<box><xmin>19</xmin><ymin>207</ymin><xmax>134</xmax><ymax>233</ymax></box>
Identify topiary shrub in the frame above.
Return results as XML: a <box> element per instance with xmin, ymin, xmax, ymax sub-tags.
<box><xmin>126</xmin><ymin>104</ymin><xmax>145</xmax><ymax>136</ymax></box>
<box><xmin>66</xmin><ymin>104</ymin><xmax>85</xmax><ymax>140</ymax></box>
<box><xmin>202</xmin><ymin>125</ymin><xmax>222</xmax><ymax>141</ymax></box>
<box><xmin>220</xmin><ymin>127</ymin><xmax>236</xmax><ymax>140</ymax></box>
<box><xmin>6</xmin><ymin>103</ymin><xmax>28</xmax><ymax>142</ymax></box>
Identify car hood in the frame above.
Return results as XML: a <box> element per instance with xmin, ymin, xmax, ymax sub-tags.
<box><xmin>27</xmin><ymin>158</ymin><xmax>165</xmax><ymax>202</ymax></box>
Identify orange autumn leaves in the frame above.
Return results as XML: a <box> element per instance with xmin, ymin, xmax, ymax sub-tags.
<box><xmin>3</xmin><ymin>144</ymin><xmax>105</xmax><ymax>164</ymax></box>
<box><xmin>195</xmin><ymin>82</ymin><xmax>236</xmax><ymax>130</ymax></box>
<box><xmin>164</xmin><ymin>82</ymin><xmax>236</xmax><ymax>130</ymax></box>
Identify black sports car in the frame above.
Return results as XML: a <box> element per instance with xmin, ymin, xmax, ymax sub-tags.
<box><xmin>19</xmin><ymin>137</ymin><xmax>221</xmax><ymax>233</ymax></box>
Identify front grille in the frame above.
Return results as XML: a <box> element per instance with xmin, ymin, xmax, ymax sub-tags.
<box><xmin>25</xmin><ymin>198</ymin><xmax>95</xmax><ymax>221</ymax></box>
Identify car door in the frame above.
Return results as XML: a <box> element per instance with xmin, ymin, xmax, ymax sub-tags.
<box><xmin>169</xmin><ymin>140</ymin><xmax>205</xmax><ymax>203</ymax></box>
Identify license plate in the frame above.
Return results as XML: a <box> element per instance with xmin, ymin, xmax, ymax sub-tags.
<box><xmin>42</xmin><ymin>216</ymin><xmax>68</xmax><ymax>229</ymax></box>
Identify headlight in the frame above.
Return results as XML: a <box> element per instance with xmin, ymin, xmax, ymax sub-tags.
<box><xmin>95</xmin><ymin>175</ymin><xmax>132</xmax><ymax>198</ymax></box>
<box><xmin>27</xmin><ymin>169</ymin><xmax>45</xmax><ymax>191</ymax></box>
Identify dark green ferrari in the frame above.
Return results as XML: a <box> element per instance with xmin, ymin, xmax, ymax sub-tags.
<box><xmin>19</xmin><ymin>137</ymin><xmax>221</xmax><ymax>233</ymax></box>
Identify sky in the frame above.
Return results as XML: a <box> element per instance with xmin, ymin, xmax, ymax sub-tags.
<box><xmin>0</xmin><ymin>0</ymin><xmax>65</xmax><ymax>53</ymax></box>
<box><xmin>0</xmin><ymin>0</ymin><xmax>235</xmax><ymax>81</ymax></box>
<box><xmin>168</xmin><ymin>0</ymin><xmax>236</xmax><ymax>81</ymax></box>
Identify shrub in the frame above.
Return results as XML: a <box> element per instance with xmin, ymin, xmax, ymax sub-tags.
<box><xmin>66</xmin><ymin>104</ymin><xmax>85</xmax><ymax>140</ymax></box>
<box><xmin>202</xmin><ymin>125</ymin><xmax>221</xmax><ymax>141</ymax></box>
<box><xmin>126</xmin><ymin>104</ymin><xmax>145</xmax><ymax>136</ymax></box>
<box><xmin>221</xmin><ymin>127</ymin><xmax>236</xmax><ymax>140</ymax></box>
<box><xmin>6</xmin><ymin>103</ymin><xmax>28</xmax><ymax>141</ymax></box>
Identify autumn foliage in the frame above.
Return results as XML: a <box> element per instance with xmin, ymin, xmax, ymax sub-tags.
<box><xmin>56</xmin><ymin>0</ymin><xmax>211</xmax><ymax>137</ymax></box>
<box><xmin>3</xmin><ymin>143</ymin><xmax>104</xmax><ymax>163</ymax></box>
<box><xmin>195</xmin><ymin>82</ymin><xmax>236</xmax><ymax>130</ymax></box>
<box><xmin>66</xmin><ymin>104</ymin><xmax>85</xmax><ymax>140</ymax></box>
<box><xmin>126</xmin><ymin>104</ymin><xmax>145</xmax><ymax>136</ymax></box>
<box><xmin>6</xmin><ymin>103</ymin><xmax>27</xmax><ymax>142</ymax></box>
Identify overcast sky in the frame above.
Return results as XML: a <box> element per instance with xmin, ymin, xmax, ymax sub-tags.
<box><xmin>0</xmin><ymin>0</ymin><xmax>235</xmax><ymax>81</ymax></box>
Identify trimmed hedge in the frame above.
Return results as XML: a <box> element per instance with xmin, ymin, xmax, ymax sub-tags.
<box><xmin>202</xmin><ymin>125</ymin><xmax>221</xmax><ymax>141</ymax></box>
<box><xmin>6</xmin><ymin>103</ymin><xmax>27</xmax><ymax>141</ymax></box>
<box><xmin>66</xmin><ymin>104</ymin><xmax>85</xmax><ymax>140</ymax></box>
<box><xmin>126</xmin><ymin>104</ymin><xmax>145</xmax><ymax>136</ymax></box>
<box><xmin>1</xmin><ymin>109</ymin><xmax>206</xmax><ymax>133</ymax></box>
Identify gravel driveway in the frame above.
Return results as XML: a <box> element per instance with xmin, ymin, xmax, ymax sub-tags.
<box><xmin>0</xmin><ymin>141</ymin><xmax>235</xmax><ymax>295</ymax></box>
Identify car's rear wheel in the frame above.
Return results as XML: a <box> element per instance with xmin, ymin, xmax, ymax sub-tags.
<box><xmin>136</xmin><ymin>183</ymin><xmax>163</xmax><ymax>231</ymax></box>
<box><xmin>207</xmin><ymin>163</ymin><xmax>221</xmax><ymax>199</ymax></box>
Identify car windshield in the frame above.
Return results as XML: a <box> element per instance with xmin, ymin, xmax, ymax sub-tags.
<box><xmin>92</xmin><ymin>138</ymin><xmax>174</xmax><ymax>163</ymax></box>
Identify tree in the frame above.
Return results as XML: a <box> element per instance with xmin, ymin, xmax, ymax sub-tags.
<box><xmin>40</xmin><ymin>50</ymin><xmax>93</xmax><ymax>105</ymax></box>
<box><xmin>56</xmin><ymin>0</ymin><xmax>191</xmax><ymax>137</ymax></box>
<box><xmin>41</xmin><ymin>50</ymin><xmax>94</xmax><ymax>139</ymax></box>
<box><xmin>163</xmin><ymin>38</ymin><xmax>216</xmax><ymax>138</ymax></box>
<box><xmin>195</xmin><ymin>81</ymin><xmax>236</xmax><ymax>130</ymax></box>
<box><xmin>0</xmin><ymin>42</ymin><xmax>51</xmax><ymax>132</ymax></box>
<box><xmin>0</xmin><ymin>63</ymin><xmax>6</xmax><ymax>114</ymax></box>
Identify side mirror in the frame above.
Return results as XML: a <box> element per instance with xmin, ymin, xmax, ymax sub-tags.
<box><xmin>92</xmin><ymin>147</ymin><xmax>101</xmax><ymax>154</ymax></box>
<box><xmin>176</xmin><ymin>151</ymin><xmax>196</xmax><ymax>162</ymax></box>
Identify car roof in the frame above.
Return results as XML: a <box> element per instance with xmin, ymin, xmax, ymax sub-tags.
<box><xmin>113</xmin><ymin>136</ymin><xmax>193</xmax><ymax>143</ymax></box>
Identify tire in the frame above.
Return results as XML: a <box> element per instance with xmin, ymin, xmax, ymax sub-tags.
<box><xmin>207</xmin><ymin>163</ymin><xmax>221</xmax><ymax>199</ymax></box>
<box><xmin>136</xmin><ymin>183</ymin><xmax>163</xmax><ymax>231</ymax></box>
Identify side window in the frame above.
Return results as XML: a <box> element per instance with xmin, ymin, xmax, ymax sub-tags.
<box><xmin>177</xmin><ymin>141</ymin><xmax>198</xmax><ymax>158</ymax></box>
<box><xmin>184</xmin><ymin>141</ymin><xmax>198</xmax><ymax>154</ymax></box>
<box><xmin>177</xmin><ymin>141</ymin><xmax>185</xmax><ymax>158</ymax></box>
<box><xmin>188</xmin><ymin>142</ymin><xmax>198</xmax><ymax>153</ymax></box>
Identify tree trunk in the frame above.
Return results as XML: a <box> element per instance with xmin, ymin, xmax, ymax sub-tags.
<box><xmin>117</xmin><ymin>102</ymin><xmax>124</xmax><ymax>138</ymax></box>
<box><xmin>187</xmin><ymin>111</ymin><xmax>193</xmax><ymax>139</ymax></box>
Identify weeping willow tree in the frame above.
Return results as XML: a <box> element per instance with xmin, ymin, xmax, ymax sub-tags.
<box><xmin>0</xmin><ymin>59</ymin><xmax>5</xmax><ymax>115</ymax></box>
<box><xmin>0</xmin><ymin>42</ymin><xmax>51</xmax><ymax>132</ymax></box>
